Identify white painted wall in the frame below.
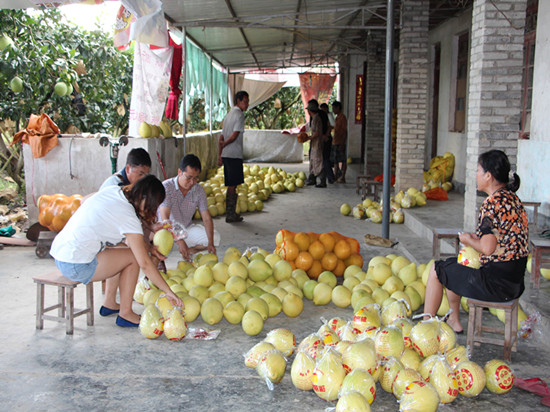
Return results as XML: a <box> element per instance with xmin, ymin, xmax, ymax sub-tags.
<box><xmin>518</xmin><ymin>0</ymin><xmax>550</xmax><ymax>223</ymax></box>
<box><xmin>428</xmin><ymin>9</ymin><xmax>472</xmax><ymax>188</ymax></box>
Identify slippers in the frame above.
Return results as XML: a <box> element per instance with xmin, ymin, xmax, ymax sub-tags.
<box><xmin>454</xmin><ymin>330</ymin><xmax>464</xmax><ymax>335</ymax></box>
<box><xmin>116</xmin><ymin>315</ymin><xmax>139</xmax><ymax>327</ymax></box>
<box><xmin>99</xmin><ymin>306</ymin><xmax>120</xmax><ymax>317</ymax></box>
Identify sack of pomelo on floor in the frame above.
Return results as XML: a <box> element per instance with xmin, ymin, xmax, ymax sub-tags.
<box><xmin>291</xmin><ymin>349</ymin><xmax>316</xmax><ymax>391</ymax></box>
<box><xmin>336</xmin><ymin>391</ymin><xmax>372</xmax><ymax>412</ymax></box>
<box><xmin>454</xmin><ymin>360</ymin><xmax>486</xmax><ymax>397</ymax></box>
<box><xmin>399</xmin><ymin>380</ymin><xmax>440</xmax><ymax>412</ymax></box>
<box><xmin>264</xmin><ymin>328</ymin><xmax>296</xmax><ymax>357</ymax></box>
<box><xmin>484</xmin><ymin>359</ymin><xmax>515</xmax><ymax>394</ymax></box>
<box><xmin>244</xmin><ymin>341</ymin><xmax>276</xmax><ymax>369</ymax></box>
<box><xmin>257</xmin><ymin>349</ymin><xmax>287</xmax><ymax>390</ymax></box>
<box><xmin>429</xmin><ymin>355</ymin><xmax>458</xmax><ymax>404</ymax></box>
<box><xmin>339</xmin><ymin>368</ymin><xmax>377</xmax><ymax>405</ymax></box>
<box><xmin>163</xmin><ymin>307</ymin><xmax>187</xmax><ymax>341</ymax></box>
<box><xmin>38</xmin><ymin>193</ymin><xmax>83</xmax><ymax>232</ymax></box>
<box><xmin>139</xmin><ymin>304</ymin><xmax>164</xmax><ymax>339</ymax></box>
<box><xmin>457</xmin><ymin>246</ymin><xmax>481</xmax><ymax>269</ymax></box>
<box><xmin>312</xmin><ymin>348</ymin><xmax>346</xmax><ymax>401</ymax></box>
<box><xmin>274</xmin><ymin>229</ymin><xmax>363</xmax><ymax>279</ymax></box>
<box><xmin>410</xmin><ymin>317</ymin><xmax>440</xmax><ymax>358</ymax></box>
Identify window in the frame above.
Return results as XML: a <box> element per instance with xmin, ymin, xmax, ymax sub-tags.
<box><xmin>453</xmin><ymin>32</ymin><xmax>469</xmax><ymax>133</ymax></box>
<box><xmin>520</xmin><ymin>0</ymin><xmax>538</xmax><ymax>139</ymax></box>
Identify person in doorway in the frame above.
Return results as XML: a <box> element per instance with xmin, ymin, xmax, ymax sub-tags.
<box><xmin>99</xmin><ymin>148</ymin><xmax>151</xmax><ymax>190</ymax></box>
<box><xmin>424</xmin><ymin>150</ymin><xmax>529</xmax><ymax>333</ymax></box>
<box><xmin>50</xmin><ymin>175</ymin><xmax>183</xmax><ymax>327</ymax></box>
<box><xmin>97</xmin><ymin>147</ymin><xmax>152</xmax><ymax>317</ymax></box>
<box><xmin>304</xmin><ymin>99</ymin><xmax>330</xmax><ymax>188</ymax></box>
<box><xmin>218</xmin><ymin>90</ymin><xmax>249</xmax><ymax>223</ymax></box>
<box><xmin>159</xmin><ymin>154</ymin><xmax>219</xmax><ymax>261</ymax></box>
<box><xmin>331</xmin><ymin>101</ymin><xmax>348</xmax><ymax>183</ymax></box>
<box><xmin>319</xmin><ymin>103</ymin><xmax>335</xmax><ymax>184</ymax></box>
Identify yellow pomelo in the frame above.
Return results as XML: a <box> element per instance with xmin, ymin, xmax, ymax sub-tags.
<box><xmin>399</xmin><ymin>381</ymin><xmax>440</xmax><ymax>412</ymax></box>
<box><xmin>282</xmin><ymin>293</ymin><xmax>303</xmax><ymax>317</ymax></box>
<box><xmin>245</xmin><ymin>297</ymin><xmax>269</xmax><ymax>320</ymax></box>
<box><xmin>264</xmin><ymin>252</ymin><xmax>282</xmax><ymax>268</ymax></box>
<box><xmin>455</xmin><ymin>360</ymin><xmax>486</xmax><ymax>397</ymax></box>
<box><xmin>379</xmin><ymin>356</ymin><xmax>404</xmax><ymax>393</ymax></box>
<box><xmin>336</xmin><ymin>392</ymin><xmax>371</xmax><ymax>412</ymax></box>
<box><xmin>372</xmin><ymin>287</ymin><xmax>390</xmax><ymax>305</ymax></box>
<box><xmin>318</xmin><ymin>324</ymin><xmax>341</xmax><ymax>347</ymax></box>
<box><xmin>318</xmin><ymin>271</ymin><xmax>338</xmax><ymax>288</ymax></box>
<box><xmin>340</xmin><ymin>203</ymin><xmax>352</xmax><ymax>216</ymax></box>
<box><xmin>430</xmin><ymin>357</ymin><xmax>458</xmax><ymax>403</ymax></box>
<box><xmin>375</xmin><ymin>325</ymin><xmax>405</xmax><ymax>360</ymax></box>
<box><xmin>439</xmin><ymin>321</ymin><xmax>457</xmax><ymax>353</ymax></box>
<box><xmin>201</xmin><ymin>297</ymin><xmax>224</xmax><ymax>325</ymax></box>
<box><xmin>225</xmin><ymin>275</ymin><xmax>247</xmax><ymax>298</ymax></box>
<box><xmin>313</xmin><ymin>282</ymin><xmax>333</xmax><ymax>305</ymax></box>
<box><xmin>457</xmin><ymin>246</ymin><xmax>481</xmax><ymax>269</ymax></box>
<box><xmin>265</xmin><ymin>328</ymin><xmax>296</xmax><ymax>356</ymax></box>
<box><xmin>248</xmin><ymin>259</ymin><xmax>273</xmax><ymax>282</ymax></box>
<box><xmin>393</xmin><ymin>368</ymin><xmax>423</xmax><ymax>399</ymax></box>
<box><xmin>193</xmin><ymin>265</ymin><xmax>214</xmax><ymax>287</ymax></box>
<box><xmin>291</xmin><ymin>269</ymin><xmax>309</xmax><ymax>288</ymax></box>
<box><xmin>153</xmin><ymin>229</ymin><xmax>174</xmax><ymax>256</ymax></box>
<box><xmin>273</xmin><ymin>259</ymin><xmax>292</xmax><ymax>281</ymax></box>
<box><xmin>445</xmin><ymin>345</ymin><xmax>469</xmax><ymax>371</ymax></box>
<box><xmin>198</xmin><ymin>253</ymin><xmax>218</xmax><ymax>266</ymax></box>
<box><xmin>282</xmin><ymin>284</ymin><xmax>303</xmax><ymax>298</ymax></box>
<box><xmin>332</xmin><ymin>285</ymin><xmax>352</xmax><ymax>308</ymax></box>
<box><xmin>260</xmin><ymin>292</ymin><xmax>282</xmax><ymax>317</ymax></box>
<box><xmin>214</xmin><ymin>290</ymin><xmax>234</xmax><ymax>307</ymax></box>
<box><xmin>382</xmin><ymin>275</ymin><xmax>405</xmax><ymax>295</ymax></box>
<box><xmin>352</xmin><ymin>304</ymin><xmax>381</xmax><ymax>333</ymax></box>
<box><xmin>189</xmin><ymin>285</ymin><xmax>209</xmax><ymax>304</ymax></box>
<box><xmin>139</xmin><ymin>304</ymin><xmax>164</xmax><ymax>339</ymax></box>
<box><xmin>228</xmin><ymin>261</ymin><xmax>248</xmax><ymax>279</ymax></box>
<box><xmin>398</xmin><ymin>262</ymin><xmax>418</xmax><ymax>285</ymax></box>
<box><xmin>342</xmin><ymin>340</ymin><xmax>377</xmax><ymax>375</ymax></box>
<box><xmin>297</xmin><ymin>334</ymin><xmax>324</xmax><ymax>360</ymax></box>
<box><xmin>244</xmin><ymin>341</ymin><xmax>276</xmax><ymax>368</ymax></box>
<box><xmin>291</xmin><ymin>351</ymin><xmax>316</xmax><ymax>390</ymax></box>
<box><xmin>411</xmin><ymin>320</ymin><xmax>440</xmax><ymax>358</ymax></box>
<box><xmin>344</xmin><ymin>264</ymin><xmax>363</xmax><ymax>279</ymax></box>
<box><xmin>373</xmin><ymin>263</ymin><xmax>392</xmax><ymax>285</ymax></box>
<box><xmin>484</xmin><ymin>359</ymin><xmax>514</xmax><ymax>394</ymax></box>
<box><xmin>400</xmin><ymin>348</ymin><xmax>422</xmax><ymax>371</ymax></box>
<box><xmin>222</xmin><ymin>247</ymin><xmax>242</xmax><ymax>265</ymax></box>
<box><xmin>223</xmin><ymin>300</ymin><xmax>245</xmax><ymax>324</ymax></box>
<box><xmin>381</xmin><ymin>299</ymin><xmax>409</xmax><ymax>326</ymax></box>
<box><xmin>257</xmin><ymin>350</ymin><xmax>287</xmax><ymax>384</ymax></box>
<box><xmin>351</xmin><ymin>289</ymin><xmax>371</xmax><ymax>310</ymax></box>
<box><xmin>270</xmin><ymin>286</ymin><xmax>287</xmax><ymax>302</ymax></box>
<box><xmin>404</xmin><ymin>286</ymin><xmax>422</xmax><ymax>311</ymax></box>
<box><xmin>163</xmin><ymin>308</ymin><xmax>187</xmax><ymax>341</ymax></box>
<box><xmin>340</xmin><ymin>368</ymin><xmax>376</xmax><ymax>405</ymax></box>
<box><xmin>242</xmin><ymin>310</ymin><xmax>264</xmax><ymax>335</ymax></box>
<box><xmin>181</xmin><ymin>296</ymin><xmax>200</xmax><ymax>322</ymax></box>
<box><xmin>212</xmin><ymin>262</ymin><xmax>229</xmax><ymax>284</ymax></box>
<box><xmin>133</xmin><ymin>278</ymin><xmax>150</xmax><ymax>304</ymax></box>
<box><xmin>155</xmin><ymin>294</ymin><xmax>174</xmax><ymax>319</ymax></box>
<box><xmin>336</xmin><ymin>322</ymin><xmax>359</xmax><ymax>342</ymax></box>
<box><xmin>391</xmin><ymin>256</ymin><xmax>411</xmax><ymax>276</ymax></box>
<box><xmin>302</xmin><ymin>279</ymin><xmax>317</xmax><ymax>300</ymax></box>
<box><xmin>312</xmin><ymin>350</ymin><xmax>346</xmax><ymax>401</ymax></box>
<box><xmin>368</xmin><ymin>256</ymin><xmax>391</xmax><ymax>268</ymax></box>
<box><xmin>392</xmin><ymin>317</ymin><xmax>414</xmax><ymax>349</ymax></box>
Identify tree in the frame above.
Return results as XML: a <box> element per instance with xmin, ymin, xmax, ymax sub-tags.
<box><xmin>0</xmin><ymin>8</ymin><xmax>133</xmax><ymax>190</ymax></box>
<box><xmin>245</xmin><ymin>87</ymin><xmax>304</xmax><ymax>130</ymax></box>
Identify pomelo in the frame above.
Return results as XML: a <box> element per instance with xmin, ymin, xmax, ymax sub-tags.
<box><xmin>484</xmin><ymin>359</ymin><xmax>514</xmax><ymax>394</ymax></box>
<box><xmin>223</xmin><ymin>300</ymin><xmax>245</xmax><ymax>324</ymax></box>
<box><xmin>455</xmin><ymin>360</ymin><xmax>486</xmax><ymax>397</ymax></box>
<box><xmin>335</xmin><ymin>391</ymin><xmax>371</xmax><ymax>412</ymax></box>
<box><xmin>241</xmin><ymin>310</ymin><xmax>263</xmax><ymax>335</ymax></box>
<box><xmin>312</xmin><ymin>349</ymin><xmax>346</xmax><ymax>401</ymax></box>
<box><xmin>282</xmin><ymin>293</ymin><xmax>303</xmax><ymax>317</ymax></box>
<box><xmin>399</xmin><ymin>381</ymin><xmax>440</xmax><ymax>412</ymax></box>
<box><xmin>139</xmin><ymin>304</ymin><xmax>164</xmax><ymax>339</ymax></box>
<box><xmin>291</xmin><ymin>350</ymin><xmax>315</xmax><ymax>390</ymax></box>
<box><xmin>201</xmin><ymin>297</ymin><xmax>223</xmax><ymax>325</ymax></box>
<box><xmin>163</xmin><ymin>308</ymin><xmax>187</xmax><ymax>341</ymax></box>
<box><xmin>265</xmin><ymin>328</ymin><xmax>296</xmax><ymax>356</ymax></box>
<box><xmin>257</xmin><ymin>349</ymin><xmax>286</xmax><ymax>385</ymax></box>
<box><xmin>153</xmin><ymin>229</ymin><xmax>174</xmax><ymax>256</ymax></box>
<box><xmin>244</xmin><ymin>341</ymin><xmax>275</xmax><ymax>368</ymax></box>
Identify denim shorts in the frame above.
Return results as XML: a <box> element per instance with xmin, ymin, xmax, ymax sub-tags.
<box><xmin>55</xmin><ymin>258</ymin><xmax>98</xmax><ymax>285</ymax></box>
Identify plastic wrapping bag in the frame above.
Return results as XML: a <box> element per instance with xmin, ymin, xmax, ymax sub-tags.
<box><xmin>484</xmin><ymin>359</ymin><xmax>515</xmax><ymax>394</ymax></box>
<box><xmin>318</xmin><ymin>323</ymin><xmax>341</xmax><ymax>347</ymax></box>
<box><xmin>341</xmin><ymin>339</ymin><xmax>377</xmax><ymax>375</ymax></box>
<box><xmin>133</xmin><ymin>277</ymin><xmax>151</xmax><ymax>304</ymax></box>
<box><xmin>374</xmin><ymin>325</ymin><xmax>405</xmax><ymax>360</ymax></box>
<box><xmin>410</xmin><ymin>316</ymin><xmax>440</xmax><ymax>358</ymax></box>
<box><xmin>291</xmin><ymin>349</ymin><xmax>316</xmax><ymax>391</ymax></box>
<box><xmin>264</xmin><ymin>328</ymin><xmax>296</xmax><ymax>357</ymax></box>
<box><xmin>379</xmin><ymin>356</ymin><xmax>404</xmax><ymax>393</ymax></box>
<box><xmin>454</xmin><ymin>360</ymin><xmax>486</xmax><ymax>397</ymax></box>
<box><xmin>381</xmin><ymin>299</ymin><xmax>409</xmax><ymax>326</ymax></box>
<box><xmin>163</xmin><ymin>307</ymin><xmax>187</xmax><ymax>341</ymax></box>
<box><xmin>335</xmin><ymin>391</ymin><xmax>371</xmax><ymax>412</ymax></box>
<box><xmin>519</xmin><ymin>311</ymin><xmax>543</xmax><ymax>341</ymax></box>
<box><xmin>418</xmin><ymin>354</ymin><xmax>440</xmax><ymax>382</ymax></box>
<box><xmin>322</xmin><ymin>316</ymin><xmax>347</xmax><ymax>333</ymax></box>
<box><xmin>399</xmin><ymin>348</ymin><xmax>422</xmax><ymax>371</ymax></box>
<box><xmin>445</xmin><ymin>345</ymin><xmax>470</xmax><ymax>371</ymax></box>
<box><xmin>336</xmin><ymin>321</ymin><xmax>361</xmax><ymax>342</ymax></box>
<box><xmin>312</xmin><ymin>348</ymin><xmax>346</xmax><ymax>401</ymax></box>
<box><xmin>399</xmin><ymin>380</ymin><xmax>440</xmax><ymax>412</ymax></box>
<box><xmin>139</xmin><ymin>304</ymin><xmax>164</xmax><ymax>339</ymax></box>
<box><xmin>393</xmin><ymin>368</ymin><xmax>423</xmax><ymax>400</ymax></box>
<box><xmin>339</xmin><ymin>368</ymin><xmax>377</xmax><ymax>405</ymax></box>
<box><xmin>257</xmin><ymin>349</ymin><xmax>287</xmax><ymax>390</ymax></box>
<box><xmin>184</xmin><ymin>327</ymin><xmax>220</xmax><ymax>340</ymax></box>
<box><xmin>392</xmin><ymin>318</ymin><xmax>414</xmax><ymax>349</ymax></box>
<box><xmin>429</xmin><ymin>355</ymin><xmax>458</xmax><ymax>403</ymax></box>
<box><xmin>244</xmin><ymin>342</ymin><xmax>276</xmax><ymax>369</ymax></box>
<box><xmin>352</xmin><ymin>304</ymin><xmax>381</xmax><ymax>333</ymax></box>
<box><xmin>157</xmin><ymin>219</ymin><xmax>188</xmax><ymax>241</ymax></box>
<box><xmin>297</xmin><ymin>333</ymin><xmax>324</xmax><ymax>360</ymax></box>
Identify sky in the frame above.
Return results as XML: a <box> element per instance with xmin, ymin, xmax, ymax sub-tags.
<box><xmin>59</xmin><ymin>1</ymin><xmax>121</xmax><ymax>33</ymax></box>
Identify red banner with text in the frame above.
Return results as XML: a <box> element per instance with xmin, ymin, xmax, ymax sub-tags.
<box><xmin>355</xmin><ymin>74</ymin><xmax>364</xmax><ymax>124</ymax></box>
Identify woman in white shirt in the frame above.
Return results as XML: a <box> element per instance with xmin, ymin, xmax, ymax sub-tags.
<box><xmin>50</xmin><ymin>175</ymin><xmax>183</xmax><ymax>327</ymax></box>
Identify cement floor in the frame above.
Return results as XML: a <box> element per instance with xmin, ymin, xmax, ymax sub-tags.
<box><xmin>1</xmin><ymin>163</ymin><xmax>549</xmax><ymax>411</ymax></box>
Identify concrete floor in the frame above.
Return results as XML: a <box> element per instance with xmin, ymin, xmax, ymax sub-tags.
<box><xmin>1</xmin><ymin>163</ymin><xmax>549</xmax><ymax>411</ymax></box>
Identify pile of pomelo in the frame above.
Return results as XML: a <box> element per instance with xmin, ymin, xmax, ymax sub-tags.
<box><xmin>193</xmin><ymin>165</ymin><xmax>306</xmax><ymax>219</ymax></box>
<box><xmin>274</xmin><ymin>229</ymin><xmax>363</xmax><ymax>279</ymax></box>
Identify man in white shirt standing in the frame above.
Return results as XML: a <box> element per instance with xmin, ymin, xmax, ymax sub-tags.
<box><xmin>159</xmin><ymin>154</ymin><xmax>219</xmax><ymax>261</ymax></box>
<box><xmin>218</xmin><ymin>90</ymin><xmax>249</xmax><ymax>223</ymax></box>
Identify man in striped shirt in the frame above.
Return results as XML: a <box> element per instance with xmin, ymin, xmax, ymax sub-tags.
<box><xmin>158</xmin><ymin>154</ymin><xmax>220</xmax><ymax>261</ymax></box>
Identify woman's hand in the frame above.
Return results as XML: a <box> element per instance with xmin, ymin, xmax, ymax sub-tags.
<box><xmin>165</xmin><ymin>290</ymin><xmax>184</xmax><ymax>309</ymax></box>
<box><xmin>178</xmin><ymin>239</ymin><xmax>191</xmax><ymax>261</ymax></box>
<box><xmin>150</xmin><ymin>245</ymin><xmax>167</xmax><ymax>261</ymax></box>
<box><xmin>459</xmin><ymin>232</ymin><xmax>477</xmax><ymax>246</ymax></box>
<box><xmin>207</xmin><ymin>243</ymin><xmax>217</xmax><ymax>255</ymax></box>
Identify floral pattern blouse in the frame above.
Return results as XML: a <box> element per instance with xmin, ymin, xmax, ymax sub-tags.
<box><xmin>475</xmin><ymin>188</ymin><xmax>529</xmax><ymax>264</ymax></box>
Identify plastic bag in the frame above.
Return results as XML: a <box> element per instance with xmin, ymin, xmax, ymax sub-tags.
<box><xmin>257</xmin><ymin>349</ymin><xmax>287</xmax><ymax>390</ymax></box>
<box><xmin>518</xmin><ymin>311</ymin><xmax>543</xmax><ymax>340</ymax></box>
<box><xmin>312</xmin><ymin>347</ymin><xmax>346</xmax><ymax>401</ymax></box>
<box><xmin>264</xmin><ymin>328</ymin><xmax>296</xmax><ymax>357</ymax></box>
<box><xmin>429</xmin><ymin>355</ymin><xmax>458</xmax><ymax>403</ymax></box>
<box><xmin>297</xmin><ymin>333</ymin><xmax>324</xmax><ymax>360</ymax></box>
<box><xmin>291</xmin><ymin>349</ymin><xmax>316</xmax><ymax>391</ymax></box>
<box><xmin>184</xmin><ymin>327</ymin><xmax>220</xmax><ymax>340</ymax></box>
<box><xmin>424</xmin><ymin>187</ymin><xmax>448</xmax><ymax>201</ymax></box>
<box><xmin>158</xmin><ymin>219</ymin><xmax>187</xmax><ymax>241</ymax></box>
<box><xmin>244</xmin><ymin>342</ymin><xmax>276</xmax><ymax>369</ymax></box>
<box><xmin>163</xmin><ymin>307</ymin><xmax>187</xmax><ymax>341</ymax></box>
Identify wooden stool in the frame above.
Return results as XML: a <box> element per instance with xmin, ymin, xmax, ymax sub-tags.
<box><xmin>466</xmin><ymin>298</ymin><xmax>519</xmax><ymax>361</ymax></box>
<box><xmin>355</xmin><ymin>175</ymin><xmax>382</xmax><ymax>201</ymax></box>
<box><xmin>33</xmin><ymin>270</ymin><xmax>94</xmax><ymax>335</ymax></box>
<box><xmin>529</xmin><ymin>237</ymin><xmax>550</xmax><ymax>289</ymax></box>
<box><xmin>432</xmin><ymin>228</ymin><xmax>462</xmax><ymax>259</ymax></box>
<box><xmin>523</xmin><ymin>201</ymin><xmax>541</xmax><ymax>228</ymax></box>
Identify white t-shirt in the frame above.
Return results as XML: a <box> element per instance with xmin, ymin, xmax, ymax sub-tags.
<box><xmin>50</xmin><ymin>185</ymin><xmax>144</xmax><ymax>263</ymax></box>
<box><xmin>220</xmin><ymin>106</ymin><xmax>245</xmax><ymax>159</ymax></box>
<box><xmin>99</xmin><ymin>174</ymin><xmax>124</xmax><ymax>191</ymax></box>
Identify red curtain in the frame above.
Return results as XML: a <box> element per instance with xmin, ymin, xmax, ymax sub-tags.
<box><xmin>165</xmin><ymin>37</ymin><xmax>183</xmax><ymax>120</ymax></box>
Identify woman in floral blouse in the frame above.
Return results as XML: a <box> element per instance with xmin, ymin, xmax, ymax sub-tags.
<box><xmin>424</xmin><ymin>150</ymin><xmax>529</xmax><ymax>333</ymax></box>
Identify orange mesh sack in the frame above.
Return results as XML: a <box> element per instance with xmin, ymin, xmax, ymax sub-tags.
<box><xmin>424</xmin><ymin>187</ymin><xmax>448</xmax><ymax>201</ymax></box>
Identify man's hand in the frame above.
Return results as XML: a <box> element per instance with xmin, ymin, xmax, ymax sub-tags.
<box><xmin>207</xmin><ymin>244</ymin><xmax>217</xmax><ymax>255</ymax></box>
<box><xmin>178</xmin><ymin>240</ymin><xmax>191</xmax><ymax>261</ymax></box>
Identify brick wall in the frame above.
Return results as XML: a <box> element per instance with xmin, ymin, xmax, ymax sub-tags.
<box><xmin>464</xmin><ymin>0</ymin><xmax>527</xmax><ymax>231</ymax></box>
<box><xmin>395</xmin><ymin>0</ymin><xmax>429</xmax><ymax>192</ymax></box>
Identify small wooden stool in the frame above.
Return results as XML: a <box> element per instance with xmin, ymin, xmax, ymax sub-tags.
<box><xmin>466</xmin><ymin>298</ymin><xmax>519</xmax><ymax>361</ymax></box>
<box><xmin>523</xmin><ymin>201</ymin><xmax>541</xmax><ymax>228</ymax></box>
<box><xmin>33</xmin><ymin>270</ymin><xmax>94</xmax><ymax>335</ymax></box>
<box><xmin>355</xmin><ymin>175</ymin><xmax>382</xmax><ymax>201</ymax></box>
<box><xmin>529</xmin><ymin>237</ymin><xmax>550</xmax><ymax>289</ymax></box>
<box><xmin>432</xmin><ymin>228</ymin><xmax>462</xmax><ymax>259</ymax></box>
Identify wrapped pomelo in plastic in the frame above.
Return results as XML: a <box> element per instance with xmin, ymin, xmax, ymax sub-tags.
<box><xmin>265</xmin><ymin>328</ymin><xmax>296</xmax><ymax>357</ymax></box>
<box><xmin>375</xmin><ymin>325</ymin><xmax>405</xmax><ymax>360</ymax></box>
<box><xmin>139</xmin><ymin>304</ymin><xmax>164</xmax><ymax>339</ymax></box>
<box><xmin>257</xmin><ymin>349</ymin><xmax>287</xmax><ymax>389</ymax></box>
<box><xmin>155</xmin><ymin>294</ymin><xmax>175</xmax><ymax>319</ymax></box>
<box><xmin>380</xmin><ymin>356</ymin><xmax>404</xmax><ymax>393</ymax></box>
<box><xmin>335</xmin><ymin>340</ymin><xmax>353</xmax><ymax>356</ymax></box>
<box><xmin>370</xmin><ymin>361</ymin><xmax>382</xmax><ymax>383</ymax></box>
<box><xmin>337</xmin><ymin>321</ymin><xmax>361</xmax><ymax>342</ymax></box>
<box><xmin>399</xmin><ymin>380</ymin><xmax>440</xmax><ymax>412</ymax></box>
<box><xmin>133</xmin><ymin>278</ymin><xmax>151</xmax><ymax>304</ymax></box>
<box><xmin>429</xmin><ymin>356</ymin><xmax>458</xmax><ymax>403</ymax></box>
<box><xmin>336</xmin><ymin>391</ymin><xmax>371</xmax><ymax>412</ymax></box>
<box><xmin>163</xmin><ymin>308</ymin><xmax>187</xmax><ymax>341</ymax></box>
<box><xmin>455</xmin><ymin>360</ymin><xmax>486</xmax><ymax>397</ymax></box>
<box><xmin>342</xmin><ymin>339</ymin><xmax>377</xmax><ymax>375</ymax></box>
<box><xmin>291</xmin><ymin>350</ymin><xmax>316</xmax><ymax>391</ymax></box>
<box><xmin>484</xmin><ymin>359</ymin><xmax>514</xmax><ymax>394</ymax></box>
<box><xmin>327</xmin><ymin>316</ymin><xmax>347</xmax><ymax>332</ymax></box>
<box><xmin>392</xmin><ymin>318</ymin><xmax>414</xmax><ymax>349</ymax></box>
<box><xmin>297</xmin><ymin>333</ymin><xmax>324</xmax><ymax>360</ymax></box>
<box><xmin>339</xmin><ymin>368</ymin><xmax>377</xmax><ymax>405</ymax></box>
<box><xmin>438</xmin><ymin>321</ymin><xmax>457</xmax><ymax>353</ymax></box>
<box><xmin>318</xmin><ymin>324</ymin><xmax>341</xmax><ymax>347</ymax></box>
<box><xmin>445</xmin><ymin>345</ymin><xmax>469</xmax><ymax>370</ymax></box>
<box><xmin>359</xmin><ymin>326</ymin><xmax>379</xmax><ymax>341</ymax></box>
<box><xmin>244</xmin><ymin>341</ymin><xmax>276</xmax><ymax>369</ymax></box>
<box><xmin>417</xmin><ymin>355</ymin><xmax>436</xmax><ymax>382</ymax></box>
<box><xmin>457</xmin><ymin>246</ymin><xmax>481</xmax><ymax>269</ymax></box>
<box><xmin>352</xmin><ymin>304</ymin><xmax>381</xmax><ymax>333</ymax></box>
<box><xmin>312</xmin><ymin>348</ymin><xmax>346</xmax><ymax>401</ymax></box>
<box><xmin>410</xmin><ymin>318</ymin><xmax>440</xmax><ymax>358</ymax></box>
<box><xmin>393</xmin><ymin>368</ymin><xmax>424</xmax><ymax>399</ymax></box>
<box><xmin>381</xmin><ymin>299</ymin><xmax>409</xmax><ymax>326</ymax></box>
<box><xmin>399</xmin><ymin>348</ymin><xmax>422</xmax><ymax>371</ymax></box>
